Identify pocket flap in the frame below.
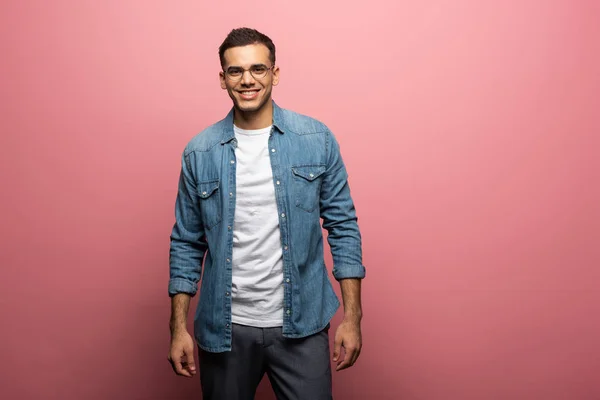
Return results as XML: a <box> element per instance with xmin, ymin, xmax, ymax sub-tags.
<box><xmin>198</xmin><ymin>180</ymin><xmax>219</xmax><ymax>198</ymax></box>
<box><xmin>291</xmin><ymin>165</ymin><xmax>326</xmax><ymax>182</ymax></box>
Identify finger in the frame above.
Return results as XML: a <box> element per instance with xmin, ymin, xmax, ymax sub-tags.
<box><xmin>348</xmin><ymin>343</ymin><xmax>361</xmax><ymax>364</ymax></box>
<box><xmin>336</xmin><ymin>355</ymin><xmax>352</xmax><ymax>371</ymax></box>
<box><xmin>170</xmin><ymin>353</ymin><xmax>192</xmax><ymax>377</ymax></box>
<box><xmin>336</xmin><ymin>352</ymin><xmax>345</xmax><ymax>370</ymax></box>
<box><xmin>184</xmin><ymin>346</ymin><xmax>197</xmax><ymax>374</ymax></box>
<box><xmin>177</xmin><ymin>359</ymin><xmax>193</xmax><ymax>377</ymax></box>
<box><xmin>350</xmin><ymin>347</ymin><xmax>361</xmax><ymax>366</ymax></box>
<box><xmin>333</xmin><ymin>337</ymin><xmax>342</xmax><ymax>362</ymax></box>
<box><xmin>336</xmin><ymin>347</ymin><xmax>357</xmax><ymax>371</ymax></box>
<box><xmin>168</xmin><ymin>355</ymin><xmax>178</xmax><ymax>373</ymax></box>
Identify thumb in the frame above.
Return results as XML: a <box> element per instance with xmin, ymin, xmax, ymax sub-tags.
<box><xmin>333</xmin><ymin>337</ymin><xmax>342</xmax><ymax>361</ymax></box>
<box><xmin>185</xmin><ymin>346</ymin><xmax>196</xmax><ymax>373</ymax></box>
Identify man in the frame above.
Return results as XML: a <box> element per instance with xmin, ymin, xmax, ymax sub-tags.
<box><xmin>167</xmin><ymin>27</ymin><xmax>366</xmax><ymax>399</ymax></box>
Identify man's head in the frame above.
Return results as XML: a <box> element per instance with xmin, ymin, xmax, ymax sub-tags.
<box><xmin>218</xmin><ymin>28</ymin><xmax>279</xmax><ymax>116</ymax></box>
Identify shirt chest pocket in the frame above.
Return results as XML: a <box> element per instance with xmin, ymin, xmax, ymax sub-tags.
<box><xmin>197</xmin><ymin>179</ymin><xmax>222</xmax><ymax>229</ymax></box>
<box><xmin>291</xmin><ymin>165</ymin><xmax>326</xmax><ymax>213</ymax></box>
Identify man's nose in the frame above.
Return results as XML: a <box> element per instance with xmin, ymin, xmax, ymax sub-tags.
<box><xmin>241</xmin><ymin>70</ymin><xmax>255</xmax><ymax>85</ymax></box>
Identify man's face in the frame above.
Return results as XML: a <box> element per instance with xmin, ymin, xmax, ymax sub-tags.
<box><xmin>219</xmin><ymin>43</ymin><xmax>279</xmax><ymax>113</ymax></box>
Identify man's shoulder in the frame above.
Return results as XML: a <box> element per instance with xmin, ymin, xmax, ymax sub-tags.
<box><xmin>278</xmin><ymin>107</ymin><xmax>331</xmax><ymax>136</ymax></box>
<box><xmin>183</xmin><ymin>118</ymin><xmax>227</xmax><ymax>155</ymax></box>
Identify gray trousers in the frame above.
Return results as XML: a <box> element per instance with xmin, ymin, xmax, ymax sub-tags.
<box><xmin>199</xmin><ymin>323</ymin><xmax>333</xmax><ymax>400</ymax></box>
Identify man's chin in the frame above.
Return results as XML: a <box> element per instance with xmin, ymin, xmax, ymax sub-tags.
<box><xmin>235</xmin><ymin>99</ymin><xmax>264</xmax><ymax>113</ymax></box>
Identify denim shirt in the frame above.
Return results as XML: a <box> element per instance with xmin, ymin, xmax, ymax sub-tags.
<box><xmin>168</xmin><ymin>101</ymin><xmax>366</xmax><ymax>352</ymax></box>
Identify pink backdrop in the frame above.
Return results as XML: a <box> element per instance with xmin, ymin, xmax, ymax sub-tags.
<box><xmin>1</xmin><ymin>1</ymin><xmax>599</xmax><ymax>399</ymax></box>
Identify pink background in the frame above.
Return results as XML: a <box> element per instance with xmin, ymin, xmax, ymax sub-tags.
<box><xmin>1</xmin><ymin>1</ymin><xmax>599</xmax><ymax>399</ymax></box>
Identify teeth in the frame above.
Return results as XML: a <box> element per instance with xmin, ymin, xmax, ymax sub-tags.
<box><xmin>241</xmin><ymin>91</ymin><xmax>258</xmax><ymax>94</ymax></box>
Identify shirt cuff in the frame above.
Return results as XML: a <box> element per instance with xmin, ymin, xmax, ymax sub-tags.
<box><xmin>168</xmin><ymin>278</ymin><xmax>198</xmax><ymax>297</ymax></box>
<box><xmin>332</xmin><ymin>264</ymin><xmax>366</xmax><ymax>280</ymax></box>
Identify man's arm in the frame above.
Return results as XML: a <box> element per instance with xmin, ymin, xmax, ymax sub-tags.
<box><xmin>170</xmin><ymin>293</ymin><xmax>192</xmax><ymax>336</ymax></box>
<box><xmin>167</xmin><ymin>151</ymin><xmax>207</xmax><ymax>378</ymax></box>
<box><xmin>340</xmin><ymin>278</ymin><xmax>362</xmax><ymax>322</ymax></box>
<box><xmin>168</xmin><ymin>151</ymin><xmax>207</xmax><ymax>298</ymax></box>
<box><xmin>319</xmin><ymin>130</ymin><xmax>366</xmax><ymax>370</ymax></box>
<box><xmin>319</xmin><ymin>131</ymin><xmax>365</xmax><ymax>280</ymax></box>
<box><xmin>333</xmin><ymin>278</ymin><xmax>363</xmax><ymax>370</ymax></box>
<box><xmin>168</xmin><ymin>293</ymin><xmax>197</xmax><ymax>377</ymax></box>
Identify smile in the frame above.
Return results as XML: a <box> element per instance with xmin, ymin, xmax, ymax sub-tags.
<box><xmin>238</xmin><ymin>90</ymin><xmax>260</xmax><ymax>100</ymax></box>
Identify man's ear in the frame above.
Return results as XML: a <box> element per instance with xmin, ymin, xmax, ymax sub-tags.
<box><xmin>272</xmin><ymin>65</ymin><xmax>280</xmax><ymax>86</ymax></box>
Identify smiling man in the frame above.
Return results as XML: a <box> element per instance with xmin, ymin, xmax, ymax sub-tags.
<box><xmin>167</xmin><ymin>27</ymin><xmax>366</xmax><ymax>400</ymax></box>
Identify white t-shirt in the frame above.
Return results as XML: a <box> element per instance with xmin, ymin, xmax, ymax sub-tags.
<box><xmin>230</xmin><ymin>124</ymin><xmax>284</xmax><ymax>327</ymax></box>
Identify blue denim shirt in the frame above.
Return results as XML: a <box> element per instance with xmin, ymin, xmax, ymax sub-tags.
<box><xmin>168</xmin><ymin>101</ymin><xmax>365</xmax><ymax>352</ymax></box>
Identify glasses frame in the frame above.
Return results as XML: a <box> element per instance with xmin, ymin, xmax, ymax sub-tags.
<box><xmin>223</xmin><ymin>64</ymin><xmax>275</xmax><ymax>82</ymax></box>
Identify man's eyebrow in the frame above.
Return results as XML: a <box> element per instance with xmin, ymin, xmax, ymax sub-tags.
<box><xmin>226</xmin><ymin>63</ymin><xmax>268</xmax><ymax>69</ymax></box>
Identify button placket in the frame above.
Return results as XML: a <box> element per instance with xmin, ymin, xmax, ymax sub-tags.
<box><xmin>225</xmin><ymin>144</ymin><xmax>236</xmax><ymax>336</ymax></box>
<box><xmin>268</xmin><ymin>128</ymin><xmax>293</xmax><ymax>328</ymax></box>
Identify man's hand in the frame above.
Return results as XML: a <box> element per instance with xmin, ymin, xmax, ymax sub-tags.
<box><xmin>168</xmin><ymin>330</ymin><xmax>197</xmax><ymax>377</ymax></box>
<box><xmin>332</xmin><ymin>317</ymin><xmax>362</xmax><ymax>371</ymax></box>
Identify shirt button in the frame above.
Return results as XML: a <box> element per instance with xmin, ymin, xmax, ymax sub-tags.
<box><xmin>225</xmin><ymin>291</ymin><xmax>230</xmax><ymax>296</ymax></box>
<box><xmin>284</xmin><ymin>246</ymin><xmax>288</xmax><ymax>250</ymax></box>
<box><xmin>226</xmin><ymin>258</ymin><xmax>230</xmax><ymax>263</ymax></box>
<box><xmin>230</xmin><ymin>160</ymin><xmax>235</xmax><ymax>164</ymax></box>
<box><xmin>309</xmin><ymin>173</ymin><xmax>314</xmax><ymax>178</ymax></box>
<box><xmin>271</xmin><ymin>148</ymin><xmax>276</xmax><ymax>153</ymax></box>
<box><xmin>229</xmin><ymin>192</ymin><xmax>233</xmax><ymax>197</ymax></box>
<box><xmin>226</xmin><ymin>323</ymin><xmax>230</xmax><ymax>327</ymax></box>
<box><xmin>286</xmin><ymin>278</ymin><xmax>290</xmax><ymax>283</ymax></box>
<box><xmin>202</xmin><ymin>191</ymin><xmax>207</xmax><ymax>195</ymax></box>
<box><xmin>276</xmin><ymin>181</ymin><xmax>280</xmax><ymax>185</ymax></box>
<box><xmin>228</xmin><ymin>226</ymin><xmax>232</xmax><ymax>230</ymax></box>
<box><xmin>281</xmin><ymin>213</ymin><xmax>285</xmax><ymax>218</ymax></box>
<box><xmin>286</xmin><ymin>309</ymin><xmax>291</xmax><ymax>315</ymax></box>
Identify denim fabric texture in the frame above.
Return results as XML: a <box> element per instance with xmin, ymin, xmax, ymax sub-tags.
<box><xmin>169</xmin><ymin>101</ymin><xmax>365</xmax><ymax>352</ymax></box>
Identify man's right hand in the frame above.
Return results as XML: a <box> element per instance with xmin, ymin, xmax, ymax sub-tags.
<box><xmin>168</xmin><ymin>330</ymin><xmax>197</xmax><ymax>377</ymax></box>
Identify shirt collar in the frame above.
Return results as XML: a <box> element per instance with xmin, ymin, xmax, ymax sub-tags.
<box><xmin>221</xmin><ymin>100</ymin><xmax>286</xmax><ymax>144</ymax></box>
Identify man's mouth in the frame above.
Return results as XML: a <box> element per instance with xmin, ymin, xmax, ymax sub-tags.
<box><xmin>238</xmin><ymin>89</ymin><xmax>260</xmax><ymax>100</ymax></box>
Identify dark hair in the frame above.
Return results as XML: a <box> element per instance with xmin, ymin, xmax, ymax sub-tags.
<box><xmin>218</xmin><ymin>27</ymin><xmax>276</xmax><ymax>68</ymax></box>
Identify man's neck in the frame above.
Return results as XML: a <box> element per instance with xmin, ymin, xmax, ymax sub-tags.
<box><xmin>233</xmin><ymin>101</ymin><xmax>273</xmax><ymax>130</ymax></box>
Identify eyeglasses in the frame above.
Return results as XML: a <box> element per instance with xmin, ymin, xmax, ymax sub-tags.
<box><xmin>223</xmin><ymin>64</ymin><xmax>275</xmax><ymax>81</ymax></box>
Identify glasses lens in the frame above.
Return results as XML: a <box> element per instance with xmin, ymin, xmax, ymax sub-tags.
<box><xmin>226</xmin><ymin>68</ymin><xmax>242</xmax><ymax>80</ymax></box>
<box><xmin>225</xmin><ymin>65</ymin><xmax>270</xmax><ymax>80</ymax></box>
<box><xmin>251</xmin><ymin>65</ymin><xmax>268</xmax><ymax>78</ymax></box>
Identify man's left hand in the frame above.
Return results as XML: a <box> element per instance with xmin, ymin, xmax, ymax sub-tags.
<box><xmin>332</xmin><ymin>317</ymin><xmax>362</xmax><ymax>371</ymax></box>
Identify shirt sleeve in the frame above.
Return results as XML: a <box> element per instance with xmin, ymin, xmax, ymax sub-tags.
<box><xmin>319</xmin><ymin>130</ymin><xmax>366</xmax><ymax>280</ymax></box>
<box><xmin>168</xmin><ymin>150</ymin><xmax>207</xmax><ymax>296</ymax></box>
